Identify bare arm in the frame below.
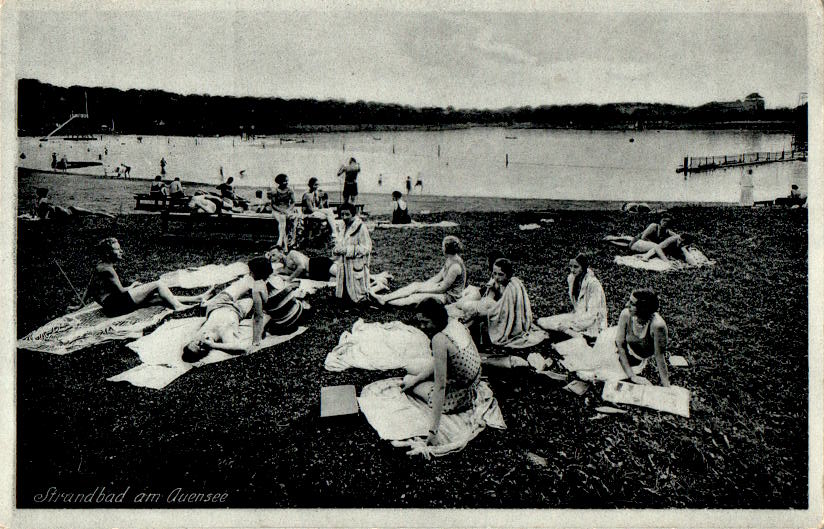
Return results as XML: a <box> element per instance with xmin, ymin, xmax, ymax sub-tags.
<box><xmin>100</xmin><ymin>266</ymin><xmax>128</xmax><ymax>295</ymax></box>
<box><xmin>630</xmin><ymin>223</ymin><xmax>656</xmax><ymax>249</ymax></box>
<box><xmin>651</xmin><ymin>318</ymin><xmax>670</xmax><ymax>387</ymax></box>
<box><xmin>426</xmin><ymin>334</ymin><xmax>449</xmax><ymax>445</ymax></box>
<box><xmin>251</xmin><ymin>284</ymin><xmax>267</xmax><ymax>345</ymax></box>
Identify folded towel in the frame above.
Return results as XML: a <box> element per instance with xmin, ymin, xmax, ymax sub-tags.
<box><xmin>160</xmin><ymin>261</ymin><xmax>249</xmax><ymax>289</ymax></box>
<box><xmin>358</xmin><ymin>377</ymin><xmax>506</xmax><ymax>458</ymax></box>
<box><xmin>324</xmin><ymin>319</ymin><xmax>432</xmax><ymax>372</ymax></box>
<box><xmin>107</xmin><ymin>317</ymin><xmax>306</xmax><ymax>389</ymax></box>
<box><xmin>17</xmin><ymin>303</ymin><xmax>172</xmax><ymax>355</ymax></box>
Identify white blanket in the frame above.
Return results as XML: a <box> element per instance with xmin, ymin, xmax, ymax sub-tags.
<box><xmin>160</xmin><ymin>261</ymin><xmax>249</xmax><ymax>289</ymax></box>
<box><xmin>369</xmin><ymin>220</ymin><xmax>459</xmax><ymax>229</ymax></box>
<box><xmin>17</xmin><ymin>303</ymin><xmax>172</xmax><ymax>355</ymax></box>
<box><xmin>358</xmin><ymin>377</ymin><xmax>506</xmax><ymax>458</ymax></box>
<box><xmin>518</xmin><ymin>223</ymin><xmax>541</xmax><ymax>230</ymax></box>
<box><xmin>613</xmin><ymin>254</ymin><xmax>683</xmax><ymax>272</ymax></box>
<box><xmin>553</xmin><ymin>328</ymin><xmax>639</xmax><ymax>382</ymax></box>
<box><xmin>107</xmin><ymin>317</ymin><xmax>306</xmax><ymax>389</ymax></box>
<box><xmin>324</xmin><ymin>319</ymin><xmax>431</xmax><ymax>372</ymax></box>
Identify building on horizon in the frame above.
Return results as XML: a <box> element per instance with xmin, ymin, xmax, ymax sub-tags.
<box><xmin>706</xmin><ymin>92</ymin><xmax>765</xmax><ymax>112</ymax></box>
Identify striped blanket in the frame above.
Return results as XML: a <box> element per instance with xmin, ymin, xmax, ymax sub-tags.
<box><xmin>17</xmin><ymin>303</ymin><xmax>172</xmax><ymax>355</ymax></box>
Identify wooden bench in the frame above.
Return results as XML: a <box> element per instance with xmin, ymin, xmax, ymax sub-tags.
<box><xmin>753</xmin><ymin>196</ymin><xmax>807</xmax><ymax>208</ymax></box>
<box><xmin>134</xmin><ymin>193</ymin><xmax>190</xmax><ymax>212</ymax></box>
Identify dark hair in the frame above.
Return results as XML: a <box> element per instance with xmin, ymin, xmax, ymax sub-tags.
<box><xmin>226</xmin><ymin>177</ymin><xmax>234</xmax><ymax>184</ymax></box>
<box><xmin>247</xmin><ymin>256</ymin><xmax>273</xmax><ymax>281</ymax></box>
<box><xmin>174</xmin><ymin>177</ymin><xmax>180</xmax><ymax>181</ymax></box>
<box><xmin>392</xmin><ymin>191</ymin><xmax>402</xmax><ymax>200</ymax></box>
<box><xmin>275</xmin><ymin>173</ymin><xmax>288</xmax><ymax>185</ymax></box>
<box><xmin>493</xmin><ymin>258</ymin><xmax>513</xmax><ymax>277</ymax></box>
<box><xmin>631</xmin><ymin>288</ymin><xmax>659</xmax><ymax>319</ymax></box>
<box><xmin>154</xmin><ymin>175</ymin><xmax>162</xmax><ymax>181</ymax></box>
<box><xmin>678</xmin><ymin>232</ymin><xmax>694</xmax><ymax>246</ymax></box>
<box><xmin>415</xmin><ymin>297</ymin><xmax>449</xmax><ymax>331</ymax></box>
<box><xmin>571</xmin><ymin>253</ymin><xmax>589</xmax><ymax>300</ymax></box>
<box><xmin>338</xmin><ymin>202</ymin><xmax>357</xmax><ymax>216</ymax></box>
<box><xmin>36</xmin><ymin>187</ymin><xmax>49</xmax><ymax>198</ymax></box>
<box><xmin>349</xmin><ymin>157</ymin><xmax>357</xmax><ymax>163</ymax></box>
<box><xmin>255</xmin><ymin>190</ymin><xmax>263</xmax><ymax>198</ymax></box>
<box><xmin>442</xmin><ymin>236</ymin><xmax>463</xmax><ymax>255</ymax></box>
<box><xmin>97</xmin><ymin>237</ymin><xmax>119</xmax><ymax>260</ymax></box>
<box><xmin>308</xmin><ymin>177</ymin><xmax>318</xmax><ymax>188</ymax></box>
<box><xmin>487</xmin><ymin>250</ymin><xmax>505</xmax><ymax>272</ymax></box>
<box><xmin>792</xmin><ymin>184</ymin><xmax>799</xmax><ymax>190</ymax></box>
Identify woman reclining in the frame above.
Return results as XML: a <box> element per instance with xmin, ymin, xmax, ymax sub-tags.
<box><xmin>375</xmin><ymin>235</ymin><xmax>466</xmax><ymax>306</ymax></box>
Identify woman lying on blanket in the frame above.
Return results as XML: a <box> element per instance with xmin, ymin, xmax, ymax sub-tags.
<box><xmin>91</xmin><ymin>237</ymin><xmax>211</xmax><ymax>317</ymax></box>
<box><xmin>536</xmin><ymin>253</ymin><xmax>608</xmax><ymax>343</ymax></box>
<box><xmin>35</xmin><ymin>188</ymin><xmax>114</xmax><ymax>220</ymax></box>
<box><xmin>627</xmin><ymin>213</ymin><xmax>677</xmax><ymax>253</ymax></box>
<box><xmin>402</xmin><ymin>298</ymin><xmax>482</xmax><ymax>446</ymax></box>
<box><xmin>614</xmin><ymin>289</ymin><xmax>671</xmax><ymax>386</ymax></box>
<box><xmin>267</xmin><ymin>247</ymin><xmax>336</xmax><ymax>281</ymax></box>
<box><xmin>637</xmin><ymin>233</ymin><xmax>695</xmax><ymax>263</ymax></box>
<box><xmin>181</xmin><ymin>257</ymin><xmax>305</xmax><ymax>362</ymax></box>
<box><xmin>375</xmin><ymin>235</ymin><xmax>466</xmax><ymax>306</ymax></box>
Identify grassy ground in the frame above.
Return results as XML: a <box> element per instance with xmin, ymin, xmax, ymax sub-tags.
<box><xmin>15</xmin><ymin>206</ymin><xmax>808</xmax><ymax>508</ymax></box>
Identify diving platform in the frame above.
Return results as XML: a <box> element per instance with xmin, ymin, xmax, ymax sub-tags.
<box><xmin>676</xmin><ymin>150</ymin><xmax>807</xmax><ymax>175</ymax></box>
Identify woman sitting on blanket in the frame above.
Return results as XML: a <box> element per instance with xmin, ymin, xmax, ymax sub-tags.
<box><xmin>402</xmin><ymin>298</ymin><xmax>482</xmax><ymax>446</ymax></box>
<box><xmin>301</xmin><ymin>177</ymin><xmax>339</xmax><ymax>235</ymax></box>
<box><xmin>91</xmin><ymin>237</ymin><xmax>210</xmax><ymax>317</ymax></box>
<box><xmin>614</xmin><ymin>289</ymin><xmax>671</xmax><ymax>387</ymax></box>
<box><xmin>375</xmin><ymin>235</ymin><xmax>466</xmax><ymax>306</ymax></box>
<box><xmin>270</xmin><ymin>173</ymin><xmax>298</xmax><ymax>251</ymax></box>
<box><xmin>537</xmin><ymin>253</ymin><xmax>608</xmax><ymax>343</ymax></box>
<box><xmin>181</xmin><ymin>257</ymin><xmax>305</xmax><ymax>362</ymax></box>
<box><xmin>391</xmin><ymin>190</ymin><xmax>412</xmax><ymax>224</ymax></box>
<box><xmin>627</xmin><ymin>214</ymin><xmax>677</xmax><ymax>253</ymax></box>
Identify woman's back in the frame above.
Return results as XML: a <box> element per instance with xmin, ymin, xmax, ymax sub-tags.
<box><xmin>443</xmin><ymin>255</ymin><xmax>467</xmax><ymax>304</ymax></box>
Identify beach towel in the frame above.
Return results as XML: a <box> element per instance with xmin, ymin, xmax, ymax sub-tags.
<box><xmin>17</xmin><ymin>303</ymin><xmax>172</xmax><ymax>355</ymax></box>
<box><xmin>160</xmin><ymin>261</ymin><xmax>249</xmax><ymax>289</ymax></box>
<box><xmin>518</xmin><ymin>223</ymin><xmax>541</xmax><ymax>231</ymax></box>
<box><xmin>358</xmin><ymin>377</ymin><xmax>506</xmax><ymax>458</ymax></box>
<box><xmin>324</xmin><ymin>319</ymin><xmax>431</xmax><ymax>371</ymax></box>
<box><xmin>107</xmin><ymin>317</ymin><xmax>306</xmax><ymax>389</ymax></box>
<box><xmin>487</xmin><ymin>277</ymin><xmax>548</xmax><ymax>348</ymax></box>
<box><xmin>553</xmin><ymin>327</ymin><xmax>646</xmax><ymax>382</ymax></box>
<box><xmin>601</xmin><ymin>380</ymin><xmax>691</xmax><ymax>418</ymax></box>
<box><xmin>613</xmin><ymin>252</ymin><xmax>714</xmax><ymax>272</ymax></box>
<box><xmin>369</xmin><ymin>220</ymin><xmax>459</xmax><ymax>229</ymax></box>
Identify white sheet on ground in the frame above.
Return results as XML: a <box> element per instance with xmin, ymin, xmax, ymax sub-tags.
<box><xmin>369</xmin><ymin>220</ymin><xmax>459</xmax><ymax>229</ymax></box>
<box><xmin>614</xmin><ymin>254</ymin><xmax>687</xmax><ymax>272</ymax></box>
<box><xmin>160</xmin><ymin>261</ymin><xmax>249</xmax><ymax>289</ymax></box>
<box><xmin>553</xmin><ymin>327</ymin><xmax>642</xmax><ymax>382</ymax></box>
<box><xmin>358</xmin><ymin>377</ymin><xmax>506</xmax><ymax>458</ymax></box>
<box><xmin>518</xmin><ymin>223</ymin><xmax>541</xmax><ymax>230</ymax></box>
<box><xmin>17</xmin><ymin>303</ymin><xmax>172</xmax><ymax>355</ymax></box>
<box><xmin>601</xmin><ymin>380</ymin><xmax>691</xmax><ymax>418</ymax></box>
<box><xmin>107</xmin><ymin>317</ymin><xmax>306</xmax><ymax>389</ymax></box>
<box><xmin>324</xmin><ymin>319</ymin><xmax>431</xmax><ymax>372</ymax></box>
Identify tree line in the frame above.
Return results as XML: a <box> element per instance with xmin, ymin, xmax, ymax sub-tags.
<box><xmin>17</xmin><ymin>78</ymin><xmax>805</xmax><ymax>137</ymax></box>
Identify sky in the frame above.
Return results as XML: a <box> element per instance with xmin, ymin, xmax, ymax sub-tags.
<box><xmin>13</xmin><ymin>3</ymin><xmax>810</xmax><ymax>109</ymax></box>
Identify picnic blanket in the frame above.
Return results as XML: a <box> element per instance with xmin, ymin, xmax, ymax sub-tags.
<box><xmin>160</xmin><ymin>261</ymin><xmax>249</xmax><ymax>289</ymax></box>
<box><xmin>613</xmin><ymin>249</ymin><xmax>714</xmax><ymax>272</ymax></box>
<box><xmin>17</xmin><ymin>303</ymin><xmax>172</xmax><ymax>355</ymax></box>
<box><xmin>553</xmin><ymin>327</ymin><xmax>641</xmax><ymax>382</ymax></box>
<box><xmin>324</xmin><ymin>319</ymin><xmax>432</xmax><ymax>372</ymax></box>
<box><xmin>107</xmin><ymin>317</ymin><xmax>306</xmax><ymax>389</ymax></box>
<box><xmin>369</xmin><ymin>220</ymin><xmax>459</xmax><ymax>229</ymax></box>
<box><xmin>358</xmin><ymin>377</ymin><xmax>506</xmax><ymax>458</ymax></box>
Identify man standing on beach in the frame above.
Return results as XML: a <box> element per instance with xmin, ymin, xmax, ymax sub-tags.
<box><xmin>338</xmin><ymin>157</ymin><xmax>360</xmax><ymax>204</ymax></box>
<box><xmin>160</xmin><ymin>157</ymin><xmax>167</xmax><ymax>176</ymax></box>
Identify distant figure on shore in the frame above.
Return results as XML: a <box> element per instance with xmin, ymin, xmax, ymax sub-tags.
<box><xmin>160</xmin><ymin>157</ymin><xmax>167</xmax><ymax>176</ymax></box>
<box><xmin>338</xmin><ymin>157</ymin><xmax>360</xmax><ymax>204</ymax></box>
<box><xmin>391</xmin><ymin>190</ymin><xmax>411</xmax><ymax>224</ymax></box>
<box><xmin>790</xmin><ymin>184</ymin><xmax>801</xmax><ymax>200</ymax></box>
<box><xmin>739</xmin><ymin>169</ymin><xmax>754</xmax><ymax>207</ymax></box>
<box><xmin>406</xmin><ymin>176</ymin><xmax>412</xmax><ymax>195</ymax></box>
<box><xmin>149</xmin><ymin>175</ymin><xmax>167</xmax><ymax>197</ymax></box>
<box><xmin>621</xmin><ymin>202</ymin><xmax>652</xmax><ymax>213</ymax></box>
<box><xmin>378</xmin><ymin>174</ymin><xmax>383</xmax><ymax>187</ymax></box>
<box><xmin>51</xmin><ymin>153</ymin><xmax>57</xmax><ymax>169</ymax></box>
<box><xmin>168</xmin><ymin>177</ymin><xmax>185</xmax><ymax>198</ymax></box>
<box><xmin>121</xmin><ymin>164</ymin><xmax>132</xmax><ymax>179</ymax></box>
<box><xmin>35</xmin><ymin>188</ymin><xmax>114</xmax><ymax>220</ymax></box>
<box><xmin>414</xmin><ymin>177</ymin><xmax>423</xmax><ymax>193</ymax></box>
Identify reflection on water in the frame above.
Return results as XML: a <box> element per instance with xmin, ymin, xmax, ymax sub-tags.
<box><xmin>18</xmin><ymin>128</ymin><xmax>806</xmax><ymax>204</ymax></box>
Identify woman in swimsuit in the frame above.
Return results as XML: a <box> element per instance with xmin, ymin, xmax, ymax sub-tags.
<box><xmin>402</xmin><ymin>298</ymin><xmax>482</xmax><ymax>446</ymax></box>
<box><xmin>615</xmin><ymin>289</ymin><xmax>671</xmax><ymax>386</ymax></box>
<box><xmin>91</xmin><ymin>237</ymin><xmax>210</xmax><ymax>317</ymax></box>
<box><xmin>266</xmin><ymin>247</ymin><xmax>335</xmax><ymax>282</ymax></box>
<box><xmin>270</xmin><ymin>173</ymin><xmax>298</xmax><ymax>251</ymax></box>
<box><xmin>375</xmin><ymin>236</ymin><xmax>466</xmax><ymax>306</ymax></box>
<box><xmin>628</xmin><ymin>214</ymin><xmax>676</xmax><ymax>253</ymax></box>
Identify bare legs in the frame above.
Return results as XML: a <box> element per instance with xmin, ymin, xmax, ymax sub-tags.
<box><xmin>638</xmin><ymin>235</ymin><xmax>681</xmax><ymax>262</ymax></box>
<box><xmin>128</xmin><ymin>281</ymin><xmax>213</xmax><ymax>312</ymax></box>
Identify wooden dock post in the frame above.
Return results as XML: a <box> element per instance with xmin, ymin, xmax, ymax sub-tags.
<box><xmin>506</xmin><ymin>153</ymin><xmax>509</xmax><ymax>167</ymax></box>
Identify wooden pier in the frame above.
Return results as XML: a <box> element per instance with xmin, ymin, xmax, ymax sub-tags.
<box><xmin>676</xmin><ymin>150</ymin><xmax>806</xmax><ymax>175</ymax></box>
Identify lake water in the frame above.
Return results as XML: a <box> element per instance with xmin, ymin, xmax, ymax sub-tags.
<box><xmin>18</xmin><ymin>128</ymin><xmax>806</xmax><ymax>206</ymax></box>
